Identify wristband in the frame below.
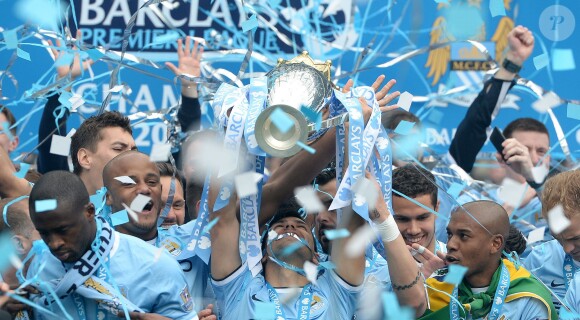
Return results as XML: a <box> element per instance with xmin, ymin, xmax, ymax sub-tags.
<box><xmin>502</xmin><ymin>58</ymin><xmax>522</xmax><ymax>74</ymax></box>
<box><xmin>375</xmin><ymin>214</ymin><xmax>400</xmax><ymax>243</ymax></box>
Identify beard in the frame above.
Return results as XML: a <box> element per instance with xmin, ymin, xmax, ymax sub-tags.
<box><xmin>124</xmin><ymin>218</ymin><xmax>157</xmax><ymax>236</ymax></box>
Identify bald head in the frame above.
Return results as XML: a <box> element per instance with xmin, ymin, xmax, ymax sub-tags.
<box><xmin>103</xmin><ymin>151</ymin><xmax>152</xmax><ymax>188</ymax></box>
<box><xmin>454</xmin><ymin>200</ymin><xmax>510</xmax><ymax>239</ymax></box>
<box><xmin>455</xmin><ymin>200</ymin><xmax>510</xmax><ymax>240</ymax></box>
<box><xmin>0</xmin><ymin>197</ymin><xmax>35</xmax><ymax>238</ymax></box>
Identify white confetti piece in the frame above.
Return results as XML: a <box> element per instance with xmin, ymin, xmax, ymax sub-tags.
<box><xmin>303</xmin><ymin>261</ymin><xmax>318</xmax><ymax>285</ymax></box>
<box><xmin>268</xmin><ymin>230</ymin><xmax>278</xmax><ymax>242</ymax></box>
<box><xmin>234</xmin><ymin>171</ymin><xmax>263</xmax><ymax>198</ymax></box>
<box><xmin>531</xmin><ymin>92</ymin><xmax>561</xmax><ymax>113</ymax></box>
<box><xmin>149</xmin><ymin>143</ymin><xmax>172</xmax><ymax>162</ymax></box>
<box><xmin>106</xmin><ymin>85</ymin><xmax>125</xmax><ymax>93</ymax></box>
<box><xmin>498</xmin><ymin>178</ymin><xmax>527</xmax><ymax>207</ymax></box>
<box><xmin>114</xmin><ymin>176</ymin><xmax>136</xmax><ymax>184</ymax></box>
<box><xmin>397</xmin><ymin>92</ymin><xmax>413</xmax><ymax>112</ymax></box>
<box><xmin>294</xmin><ymin>186</ymin><xmax>325</xmax><ymax>214</ymax></box>
<box><xmin>122</xmin><ymin>203</ymin><xmax>139</xmax><ymax>222</ymax></box>
<box><xmin>346</xmin><ymin>224</ymin><xmax>376</xmax><ymax>258</ymax></box>
<box><xmin>130</xmin><ymin>194</ymin><xmax>151</xmax><ymax>212</ymax></box>
<box><xmin>527</xmin><ymin>226</ymin><xmax>546</xmax><ymax>245</ymax></box>
<box><xmin>547</xmin><ymin>205</ymin><xmax>571</xmax><ymax>235</ymax></box>
<box><xmin>65</xmin><ymin>128</ymin><xmax>76</xmax><ymax>138</ymax></box>
<box><xmin>531</xmin><ymin>165</ymin><xmax>549</xmax><ymax>184</ymax></box>
<box><xmin>68</xmin><ymin>94</ymin><xmax>84</xmax><ymax>111</ymax></box>
<box><xmin>49</xmin><ymin>135</ymin><xmax>71</xmax><ymax>156</ymax></box>
<box><xmin>10</xmin><ymin>254</ymin><xmax>23</xmax><ymax>270</ymax></box>
<box><xmin>352</xmin><ymin>177</ymin><xmax>378</xmax><ymax>210</ymax></box>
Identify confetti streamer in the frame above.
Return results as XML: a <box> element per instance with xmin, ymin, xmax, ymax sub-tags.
<box><xmin>533</xmin><ymin>53</ymin><xmax>550</xmax><ymax>70</ymax></box>
<box><xmin>552</xmin><ymin>49</ymin><xmax>576</xmax><ymax>71</ymax></box>
<box><xmin>269</xmin><ymin>107</ymin><xmax>294</xmax><ymax>133</ymax></box>
<box><xmin>393</xmin><ymin>120</ymin><xmax>416</xmax><ymax>135</ymax></box>
<box><xmin>444</xmin><ymin>264</ymin><xmax>468</xmax><ymax>286</ymax></box>
<box><xmin>35</xmin><ymin>199</ymin><xmax>57</xmax><ymax>212</ymax></box>
<box><xmin>323</xmin><ymin>228</ymin><xmax>350</xmax><ymax>240</ymax></box>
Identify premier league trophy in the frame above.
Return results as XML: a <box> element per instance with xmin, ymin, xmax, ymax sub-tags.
<box><xmin>254</xmin><ymin>51</ymin><xmax>336</xmax><ymax>157</ymax></box>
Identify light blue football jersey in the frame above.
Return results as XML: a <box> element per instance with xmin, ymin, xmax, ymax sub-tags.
<box><xmin>524</xmin><ymin>239</ymin><xmax>580</xmax><ymax>311</ymax></box>
<box><xmin>211</xmin><ymin>262</ymin><xmax>361</xmax><ymax>320</ymax></box>
<box><xmin>157</xmin><ymin>220</ymin><xmax>214</xmax><ymax>311</ymax></box>
<box><xmin>564</xmin><ymin>271</ymin><xmax>580</xmax><ymax>314</ymax></box>
<box><xmin>32</xmin><ymin>231</ymin><xmax>196</xmax><ymax>320</ymax></box>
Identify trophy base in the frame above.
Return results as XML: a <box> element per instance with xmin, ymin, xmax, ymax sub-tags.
<box><xmin>254</xmin><ymin>104</ymin><xmax>308</xmax><ymax>158</ymax></box>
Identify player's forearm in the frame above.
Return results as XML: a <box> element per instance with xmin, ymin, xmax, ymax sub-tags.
<box><xmin>259</xmin><ymin>128</ymin><xmax>336</xmax><ymax>225</ymax></box>
<box><xmin>332</xmin><ymin>212</ymin><xmax>366</xmax><ymax>286</ymax></box>
<box><xmin>383</xmin><ymin>235</ymin><xmax>427</xmax><ymax>316</ymax></box>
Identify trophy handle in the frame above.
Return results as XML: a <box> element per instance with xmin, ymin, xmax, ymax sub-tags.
<box><xmin>254</xmin><ymin>104</ymin><xmax>308</xmax><ymax>158</ymax></box>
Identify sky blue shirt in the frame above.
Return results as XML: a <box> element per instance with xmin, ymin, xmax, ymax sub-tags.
<box><xmin>156</xmin><ymin>220</ymin><xmax>213</xmax><ymax>311</ymax></box>
<box><xmin>524</xmin><ymin>239</ymin><xmax>580</xmax><ymax>311</ymax></box>
<box><xmin>32</xmin><ymin>231</ymin><xmax>196</xmax><ymax>320</ymax></box>
<box><xmin>211</xmin><ymin>262</ymin><xmax>361</xmax><ymax>320</ymax></box>
<box><xmin>564</xmin><ymin>271</ymin><xmax>580</xmax><ymax>314</ymax></box>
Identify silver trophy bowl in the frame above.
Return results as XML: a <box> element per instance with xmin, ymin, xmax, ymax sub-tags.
<box><xmin>255</xmin><ymin>59</ymin><xmax>333</xmax><ymax>158</ymax></box>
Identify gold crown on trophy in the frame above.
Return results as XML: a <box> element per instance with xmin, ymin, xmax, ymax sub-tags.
<box><xmin>275</xmin><ymin>51</ymin><xmax>335</xmax><ymax>88</ymax></box>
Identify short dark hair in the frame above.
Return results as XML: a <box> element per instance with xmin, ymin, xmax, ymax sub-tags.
<box><xmin>503</xmin><ymin>118</ymin><xmax>549</xmax><ymax>140</ymax></box>
<box><xmin>381</xmin><ymin>109</ymin><xmax>420</xmax><ymax>131</ymax></box>
<box><xmin>0</xmin><ymin>197</ymin><xmax>35</xmax><ymax>238</ymax></box>
<box><xmin>0</xmin><ymin>106</ymin><xmax>17</xmax><ymax>136</ymax></box>
<box><xmin>70</xmin><ymin>111</ymin><xmax>132</xmax><ymax>175</ymax></box>
<box><xmin>185</xmin><ymin>178</ymin><xmax>203</xmax><ymax>220</ymax></box>
<box><xmin>312</xmin><ymin>165</ymin><xmax>336</xmax><ymax>187</ymax></box>
<box><xmin>504</xmin><ymin>225</ymin><xmax>526</xmax><ymax>256</ymax></box>
<box><xmin>29</xmin><ymin>171</ymin><xmax>89</xmax><ymax>216</ymax></box>
<box><xmin>156</xmin><ymin>162</ymin><xmax>188</xmax><ymax>221</ymax></box>
<box><xmin>261</xmin><ymin>197</ymin><xmax>305</xmax><ymax>252</ymax></box>
<box><xmin>24</xmin><ymin>169</ymin><xmax>42</xmax><ymax>184</ymax></box>
<box><xmin>156</xmin><ymin>162</ymin><xmax>185</xmax><ymax>181</ymax></box>
<box><xmin>392</xmin><ymin>164</ymin><xmax>438</xmax><ymax>208</ymax></box>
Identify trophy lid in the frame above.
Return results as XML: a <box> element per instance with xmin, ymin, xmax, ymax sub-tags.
<box><xmin>276</xmin><ymin>51</ymin><xmax>333</xmax><ymax>83</ymax></box>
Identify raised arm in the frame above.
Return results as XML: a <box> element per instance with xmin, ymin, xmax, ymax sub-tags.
<box><xmin>37</xmin><ymin>93</ymin><xmax>69</xmax><ymax>173</ymax></box>
<box><xmin>166</xmin><ymin>36</ymin><xmax>203</xmax><ymax>132</ymax></box>
<box><xmin>38</xmin><ymin>30</ymin><xmax>94</xmax><ymax>173</ymax></box>
<box><xmin>449</xmin><ymin>25</ymin><xmax>533</xmax><ymax>172</ymax></box>
<box><xmin>367</xmin><ymin>177</ymin><xmax>427</xmax><ymax>316</ymax></box>
<box><xmin>208</xmin><ymin>170</ymin><xmax>242</xmax><ymax>280</ymax></box>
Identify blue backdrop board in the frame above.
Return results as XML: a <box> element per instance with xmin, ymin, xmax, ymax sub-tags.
<box><xmin>0</xmin><ymin>0</ymin><xmax>579</xmax><ymax>159</ymax></box>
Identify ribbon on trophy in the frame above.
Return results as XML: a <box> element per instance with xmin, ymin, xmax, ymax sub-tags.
<box><xmin>239</xmin><ymin>155</ymin><xmax>265</xmax><ymax>277</ymax></box>
<box><xmin>182</xmin><ymin>173</ymin><xmax>212</xmax><ymax>263</ymax></box>
<box><xmin>240</xmin><ymin>77</ymin><xmax>268</xmax><ymax>276</ymax></box>
<box><xmin>329</xmin><ymin>86</ymin><xmax>382</xmax><ymax>221</ymax></box>
<box><xmin>214</xmin><ymin>87</ymin><xmax>250</xmax><ymax>212</ymax></box>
